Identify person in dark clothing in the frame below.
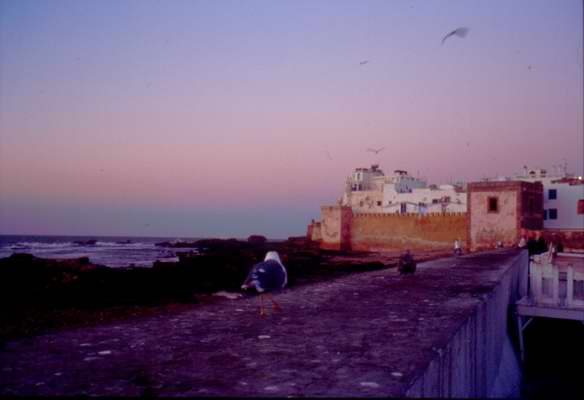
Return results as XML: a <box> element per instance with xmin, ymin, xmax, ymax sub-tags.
<box><xmin>527</xmin><ymin>232</ymin><xmax>539</xmax><ymax>256</ymax></box>
<box><xmin>535</xmin><ymin>232</ymin><xmax>547</xmax><ymax>254</ymax></box>
<box><xmin>398</xmin><ymin>250</ymin><xmax>416</xmax><ymax>275</ymax></box>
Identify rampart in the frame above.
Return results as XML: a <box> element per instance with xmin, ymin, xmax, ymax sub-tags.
<box><xmin>350</xmin><ymin>212</ymin><xmax>467</xmax><ymax>251</ymax></box>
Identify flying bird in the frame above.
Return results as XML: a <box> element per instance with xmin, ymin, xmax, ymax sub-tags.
<box><xmin>367</xmin><ymin>147</ymin><xmax>385</xmax><ymax>155</ymax></box>
<box><xmin>241</xmin><ymin>251</ymin><xmax>288</xmax><ymax>317</ymax></box>
<box><xmin>359</xmin><ymin>60</ymin><xmax>369</xmax><ymax>65</ymax></box>
<box><xmin>324</xmin><ymin>150</ymin><xmax>333</xmax><ymax>160</ymax></box>
<box><xmin>441</xmin><ymin>27</ymin><xmax>470</xmax><ymax>45</ymax></box>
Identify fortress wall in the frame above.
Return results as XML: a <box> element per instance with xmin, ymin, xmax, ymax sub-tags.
<box><xmin>350</xmin><ymin>212</ymin><xmax>467</xmax><ymax>251</ymax></box>
<box><xmin>319</xmin><ymin>206</ymin><xmax>352</xmax><ymax>251</ymax></box>
<box><xmin>406</xmin><ymin>250</ymin><xmax>528</xmax><ymax>398</ymax></box>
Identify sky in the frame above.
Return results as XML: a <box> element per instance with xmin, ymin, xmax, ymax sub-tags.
<box><xmin>0</xmin><ymin>0</ymin><xmax>582</xmax><ymax>238</ymax></box>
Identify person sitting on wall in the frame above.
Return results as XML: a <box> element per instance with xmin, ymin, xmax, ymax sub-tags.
<box><xmin>398</xmin><ymin>250</ymin><xmax>416</xmax><ymax>275</ymax></box>
<box><xmin>453</xmin><ymin>239</ymin><xmax>463</xmax><ymax>256</ymax></box>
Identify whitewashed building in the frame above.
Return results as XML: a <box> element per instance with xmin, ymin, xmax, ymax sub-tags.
<box><xmin>384</xmin><ymin>184</ymin><xmax>467</xmax><ymax>214</ymax></box>
<box><xmin>341</xmin><ymin>165</ymin><xmax>467</xmax><ymax>214</ymax></box>
<box><xmin>513</xmin><ymin>167</ymin><xmax>584</xmax><ymax>230</ymax></box>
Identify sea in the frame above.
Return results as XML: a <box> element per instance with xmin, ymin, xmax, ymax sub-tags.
<box><xmin>0</xmin><ymin>234</ymin><xmax>204</xmax><ymax>268</ymax></box>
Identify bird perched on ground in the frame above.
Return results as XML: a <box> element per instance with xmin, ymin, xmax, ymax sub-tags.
<box><xmin>441</xmin><ymin>27</ymin><xmax>470</xmax><ymax>45</ymax></box>
<box><xmin>367</xmin><ymin>147</ymin><xmax>385</xmax><ymax>155</ymax></box>
<box><xmin>398</xmin><ymin>250</ymin><xmax>416</xmax><ymax>275</ymax></box>
<box><xmin>241</xmin><ymin>251</ymin><xmax>288</xmax><ymax>317</ymax></box>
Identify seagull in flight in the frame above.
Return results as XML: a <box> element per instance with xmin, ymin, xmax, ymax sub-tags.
<box><xmin>441</xmin><ymin>27</ymin><xmax>470</xmax><ymax>45</ymax></box>
<box><xmin>367</xmin><ymin>147</ymin><xmax>385</xmax><ymax>155</ymax></box>
<box><xmin>359</xmin><ymin>60</ymin><xmax>369</xmax><ymax>65</ymax></box>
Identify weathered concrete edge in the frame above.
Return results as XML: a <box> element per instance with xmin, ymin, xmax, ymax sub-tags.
<box><xmin>405</xmin><ymin>250</ymin><xmax>528</xmax><ymax>398</ymax></box>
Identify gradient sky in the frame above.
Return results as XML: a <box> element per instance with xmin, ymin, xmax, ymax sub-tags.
<box><xmin>1</xmin><ymin>0</ymin><xmax>582</xmax><ymax>238</ymax></box>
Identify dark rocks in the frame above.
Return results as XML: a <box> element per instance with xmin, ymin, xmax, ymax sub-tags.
<box><xmin>247</xmin><ymin>235</ymin><xmax>267</xmax><ymax>245</ymax></box>
<box><xmin>73</xmin><ymin>240</ymin><xmax>97</xmax><ymax>246</ymax></box>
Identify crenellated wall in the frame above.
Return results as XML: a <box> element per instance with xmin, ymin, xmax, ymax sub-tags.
<box><xmin>350</xmin><ymin>212</ymin><xmax>467</xmax><ymax>251</ymax></box>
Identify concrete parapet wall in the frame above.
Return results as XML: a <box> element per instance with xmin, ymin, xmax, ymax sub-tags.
<box><xmin>350</xmin><ymin>212</ymin><xmax>467</xmax><ymax>251</ymax></box>
<box><xmin>406</xmin><ymin>251</ymin><xmax>528</xmax><ymax>398</ymax></box>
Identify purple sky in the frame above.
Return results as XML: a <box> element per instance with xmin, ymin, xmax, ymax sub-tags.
<box><xmin>0</xmin><ymin>0</ymin><xmax>582</xmax><ymax>238</ymax></box>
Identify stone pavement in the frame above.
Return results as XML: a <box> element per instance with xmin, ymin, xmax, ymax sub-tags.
<box><xmin>0</xmin><ymin>249</ymin><xmax>521</xmax><ymax>397</ymax></box>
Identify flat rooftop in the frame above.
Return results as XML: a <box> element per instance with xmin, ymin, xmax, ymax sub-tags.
<box><xmin>0</xmin><ymin>249</ymin><xmax>524</xmax><ymax>397</ymax></box>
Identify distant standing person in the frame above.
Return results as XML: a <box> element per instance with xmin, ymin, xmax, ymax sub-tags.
<box><xmin>536</xmin><ymin>232</ymin><xmax>547</xmax><ymax>255</ymax></box>
<box><xmin>527</xmin><ymin>232</ymin><xmax>539</xmax><ymax>256</ymax></box>
<box><xmin>453</xmin><ymin>239</ymin><xmax>462</xmax><ymax>256</ymax></box>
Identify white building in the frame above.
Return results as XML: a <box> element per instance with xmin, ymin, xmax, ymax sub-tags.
<box><xmin>513</xmin><ymin>166</ymin><xmax>584</xmax><ymax>230</ymax></box>
<box><xmin>384</xmin><ymin>184</ymin><xmax>467</xmax><ymax>214</ymax></box>
<box><xmin>341</xmin><ymin>165</ymin><xmax>466</xmax><ymax>214</ymax></box>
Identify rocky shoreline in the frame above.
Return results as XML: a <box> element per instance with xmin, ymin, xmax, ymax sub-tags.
<box><xmin>0</xmin><ymin>237</ymin><xmax>451</xmax><ymax>343</ymax></box>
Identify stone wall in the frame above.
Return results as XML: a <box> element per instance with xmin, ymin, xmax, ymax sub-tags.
<box><xmin>319</xmin><ymin>206</ymin><xmax>353</xmax><ymax>251</ymax></box>
<box><xmin>406</xmin><ymin>250</ymin><xmax>528</xmax><ymax>398</ymax></box>
<box><xmin>467</xmin><ymin>181</ymin><xmax>543</xmax><ymax>251</ymax></box>
<box><xmin>350</xmin><ymin>212</ymin><xmax>467</xmax><ymax>252</ymax></box>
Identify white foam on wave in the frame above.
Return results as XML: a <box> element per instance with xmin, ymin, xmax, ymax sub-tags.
<box><xmin>9</xmin><ymin>242</ymin><xmax>75</xmax><ymax>250</ymax></box>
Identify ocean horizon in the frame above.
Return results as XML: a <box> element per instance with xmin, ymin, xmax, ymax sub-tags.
<box><xmin>0</xmin><ymin>234</ymin><xmax>285</xmax><ymax>268</ymax></box>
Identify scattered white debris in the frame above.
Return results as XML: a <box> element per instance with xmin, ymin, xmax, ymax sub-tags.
<box><xmin>79</xmin><ymin>343</ymin><xmax>92</xmax><ymax>347</ymax></box>
<box><xmin>264</xmin><ymin>386</ymin><xmax>279</xmax><ymax>392</ymax></box>
<box><xmin>83</xmin><ymin>357</ymin><xmax>100</xmax><ymax>362</ymax></box>
<box><xmin>391</xmin><ymin>372</ymin><xmax>403</xmax><ymax>378</ymax></box>
<box><xmin>239</xmin><ymin>381</ymin><xmax>248</xmax><ymax>386</ymax></box>
<box><xmin>360</xmin><ymin>382</ymin><xmax>381</xmax><ymax>388</ymax></box>
<box><xmin>54</xmin><ymin>372</ymin><xmax>62</xmax><ymax>376</ymax></box>
<box><xmin>246</xmin><ymin>362</ymin><xmax>258</xmax><ymax>368</ymax></box>
<box><xmin>235</xmin><ymin>308</ymin><xmax>245</xmax><ymax>312</ymax></box>
<box><xmin>35</xmin><ymin>382</ymin><xmax>45</xmax><ymax>386</ymax></box>
<box><xmin>213</xmin><ymin>291</ymin><xmax>243</xmax><ymax>300</ymax></box>
<box><xmin>258</xmin><ymin>335</ymin><xmax>271</xmax><ymax>340</ymax></box>
<box><xmin>98</xmin><ymin>350</ymin><xmax>112</xmax><ymax>356</ymax></box>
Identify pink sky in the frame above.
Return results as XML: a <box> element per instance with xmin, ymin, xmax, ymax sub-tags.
<box><xmin>0</xmin><ymin>0</ymin><xmax>582</xmax><ymax>238</ymax></box>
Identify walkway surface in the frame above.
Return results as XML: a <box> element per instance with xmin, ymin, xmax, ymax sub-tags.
<box><xmin>0</xmin><ymin>249</ymin><xmax>521</xmax><ymax>397</ymax></box>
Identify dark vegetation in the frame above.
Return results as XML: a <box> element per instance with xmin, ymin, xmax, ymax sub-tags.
<box><xmin>0</xmin><ymin>237</ymin><xmax>395</xmax><ymax>343</ymax></box>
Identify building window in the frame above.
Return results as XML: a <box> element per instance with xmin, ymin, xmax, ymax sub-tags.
<box><xmin>578</xmin><ymin>199</ymin><xmax>584</xmax><ymax>215</ymax></box>
<box><xmin>574</xmin><ymin>280</ymin><xmax>584</xmax><ymax>301</ymax></box>
<box><xmin>528</xmin><ymin>197</ymin><xmax>535</xmax><ymax>212</ymax></box>
<box><xmin>400</xmin><ymin>203</ymin><xmax>407</xmax><ymax>214</ymax></box>
<box><xmin>549</xmin><ymin>208</ymin><xmax>558</xmax><ymax>220</ymax></box>
<box><xmin>548</xmin><ymin>189</ymin><xmax>557</xmax><ymax>200</ymax></box>
<box><xmin>376</xmin><ymin>201</ymin><xmax>382</xmax><ymax>206</ymax></box>
<box><xmin>543</xmin><ymin>210</ymin><xmax>548</xmax><ymax>220</ymax></box>
<box><xmin>488</xmin><ymin>197</ymin><xmax>498</xmax><ymax>213</ymax></box>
